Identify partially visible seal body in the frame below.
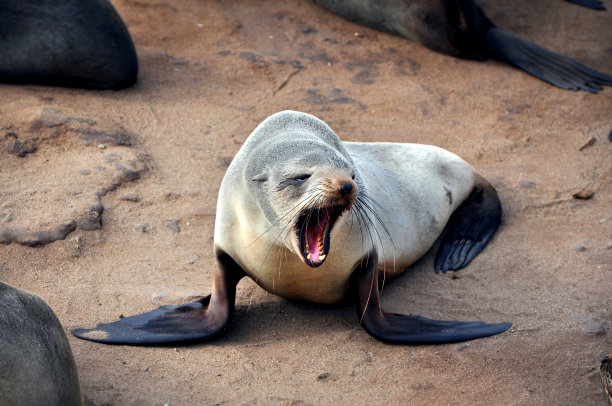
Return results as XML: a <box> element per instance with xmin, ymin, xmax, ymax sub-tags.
<box><xmin>0</xmin><ymin>282</ymin><xmax>82</xmax><ymax>406</ymax></box>
<box><xmin>73</xmin><ymin>111</ymin><xmax>511</xmax><ymax>345</ymax></box>
<box><xmin>0</xmin><ymin>0</ymin><xmax>137</xmax><ymax>89</ymax></box>
<box><xmin>314</xmin><ymin>0</ymin><xmax>612</xmax><ymax>93</ymax></box>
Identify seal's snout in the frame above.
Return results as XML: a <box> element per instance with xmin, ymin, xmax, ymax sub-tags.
<box><xmin>331</xmin><ymin>176</ymin><xmax>357</xmax><ymax>204</ymax></box>
<box><xmin>291</xmin><ymin>172</ymin><xmax>357</xmax><ymax>268</ymax></box>
<box><xmin>340</xmin><ymin>181</ymin><xmax>353</xmax><ymax>197</ymax></box>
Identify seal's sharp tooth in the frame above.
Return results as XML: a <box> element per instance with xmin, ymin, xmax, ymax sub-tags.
<box><xmin>319</xmin><ymin>254</ymin><xmax>326</xmax><ymax>261</ymax></box>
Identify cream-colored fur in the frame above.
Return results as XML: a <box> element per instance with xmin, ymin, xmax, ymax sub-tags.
<box><xmin>214</xmin><ymin>111</ymin><xmax>477</xmax><ymax>304</ymax></box>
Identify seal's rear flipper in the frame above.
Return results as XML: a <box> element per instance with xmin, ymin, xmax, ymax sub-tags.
<box><xmin>353</xmin><ymin>251</ymin><xmax>511</xmax><ymax>344</ymax></box>
<box><xmin>455</xmin><ymin>0</ymin><xmax>612</xmax><ymax>92</ymax></box>
<box><xmin>484</xmin><ymin>27</ymin><xmax>612</xmax><ymax>94</ymax></box>
<box><xmin>435</xmin><ymin>179</ymin><xmax>501</xmax><ymax>273</ymax></box>
<box><xmin>361</xmin><ymin>313</ymin><xmax>511</xmax><ymax>344</ymax></box>
<box><xmin>72</xmin><ymin>248</ymin><xmax>245</xmax><ymax>345</ymax></box>
<box><xmin>566</xmin><ymin>0</ymin><xmax>605</xmax><ymax>10</ymax></box>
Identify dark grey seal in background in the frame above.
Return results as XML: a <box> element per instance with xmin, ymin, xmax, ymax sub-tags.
<box><xmin>0</xmin><ymin>282</ymin><xmax>82</xmax><ymax>406</ymax></box>
<box><xmin>0</xmin><ymin>0</ymin><xmax>137</xmax><ymax>89</ymax></box>
<box><xmin>315</xmin><ymin>0</ymin><xmax>612</xmax><ymax>93</ymax></box>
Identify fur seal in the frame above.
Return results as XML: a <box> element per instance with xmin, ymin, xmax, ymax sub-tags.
<box><xmin>73</xmin><ymin>111</ymin><xmax>511</xmax><ymax>345</ymax></box>
<box><xmin>0</xmin><ymin>0</ymin><xmax>137</xmax><ymax>89</ymax></box>
<box><xmin>313</xmin><ymin>0</ymin><xmax>612</xmax><ymax>93</ymax></box>
<box><xmin>0</xmin><ymin>282</ymin><xmax>82</xmax><ymax>406</ymax></box>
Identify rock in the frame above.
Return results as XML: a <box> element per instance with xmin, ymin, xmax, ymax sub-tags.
<box><xmin>5</xmin><ymin>134</ymin><xmax>38</xmax><ymax>157</ymax></box>
<box><xmin>519</xmin><ymin>181</ymin><xmax>536</xmax><ymax>188</ymax></box>
<box><xmin>578</xmin><ymin>137</ymin><xmax>596</xmax><ymax>151</ymax></box>
<box><xmin>572</xmin><ymin>189</ymin><xmax>594</xmax><ymax>200</ymax></box>
<box><xmin>135</xmin><ymin>224</ymin><xmax>150</xmax><ymax>233</ymax></box>
<box><xmin>119</xmin><ymin>193</ymin><xmax>141</xmax><ymax>202</ymax></box>
<box><xmin>584</xmin><ymin>321</ymin><xmax>606</xmax><ymax>335</ymax></box>
<box><xmin>167</xmin><ymin>219</ymin><xmax>180</xmax><ymax>233</ymax></box>
<box><xmin>152</xmin><ymin>294</ymin><xmax>165</xmax><ymax>305</ymax></box>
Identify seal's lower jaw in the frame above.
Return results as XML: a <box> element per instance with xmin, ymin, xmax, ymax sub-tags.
<box><xmin>295</xmin><ymin>205</ymin><xmax>345</xmax><ymax>268</ymax></box>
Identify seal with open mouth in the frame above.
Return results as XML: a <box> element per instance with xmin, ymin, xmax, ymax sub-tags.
<box><xmin>72</xmin><ymin>111</ymin><xmax>511</xmax><ymax>344</ymax></box>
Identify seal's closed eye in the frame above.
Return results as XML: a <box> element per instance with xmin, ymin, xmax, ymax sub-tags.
<box><xmin>277</xmin><ymin>174</ymin><xmax>312</xmax><ymax>190</ymax></box>
<box><xmin>291</xmin><ymin>174</ymin><xmax>311</xmax><ymax>183</ymax></box>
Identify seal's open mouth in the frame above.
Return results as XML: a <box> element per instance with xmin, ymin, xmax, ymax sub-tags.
<box><xmin>295</xmin><ymin>206</ymin><xmax>344</xmax><ymax>267</ymax></box>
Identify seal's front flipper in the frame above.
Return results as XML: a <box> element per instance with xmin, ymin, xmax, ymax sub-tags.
<box><xmin>72</xmin><ymin>298</ymin><xmax>215</xmax><ymax>344</ymax></box>
<box><xmin>566</xmin><ymin>0</ymin><xmax>605</xmax><ymax>10</ymax></box>
<box><xmin>72</xmin><ymin>248</ymin><xmax>245</xmax><ymax>345</ymax></box>
<box><xmin>483</xmin><ymin>27</ymin><xmax>612</xmax><ymax>93</ymax></box>
<box><xmin>435</xmin><ymin>179</ymin><xmax>501</xmax><ymax>273</ymax></box>
<box><xmin>352</xmin><ymin>251</ymin><xmax>511</xmax><ymax>344</ymax></box>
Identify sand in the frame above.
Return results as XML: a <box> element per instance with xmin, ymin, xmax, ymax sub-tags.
<box><xmin>1</xmin><ymin>0</ymin><xmax>611</xmax><ymax>404</ymax></box>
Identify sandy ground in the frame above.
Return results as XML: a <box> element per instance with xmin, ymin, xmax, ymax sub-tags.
<box><xmin>1</xmin><ymin>0</ymin><xmax>611</xmax><ymax>404</ymax></box>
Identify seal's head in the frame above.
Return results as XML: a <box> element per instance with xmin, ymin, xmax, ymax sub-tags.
<box><xmin>243</xmin><ymin>113</ymin><xmax>360</xmax><ymax>267</ymax></box>
<box><xmin>249</xmin><ymin>139</ymin><xmax>358</xmax><ymax>267</ymax></box>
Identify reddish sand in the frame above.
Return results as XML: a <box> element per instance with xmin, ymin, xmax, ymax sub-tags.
<box><xmin>1</xmin><ymin>0</ymin><xmax>610</xmax><ymax>404</ymax></box>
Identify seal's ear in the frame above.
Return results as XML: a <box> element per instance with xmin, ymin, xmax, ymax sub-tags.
<box><xmin>252</xmin><ymin>172</ymin><xmax>268</xmax><ymax>182</ymax></box>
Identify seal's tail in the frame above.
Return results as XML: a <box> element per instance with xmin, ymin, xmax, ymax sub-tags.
<box><xmin>483</xmin><ymin>26</ymin><xmax>612</xmax><ymax>94</ymax></box>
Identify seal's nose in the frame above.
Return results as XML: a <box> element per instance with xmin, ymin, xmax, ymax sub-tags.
<box><xmin>340</xmin><ymin>181</ymin><xmax>353</xmax><ymax>197</ymax></box>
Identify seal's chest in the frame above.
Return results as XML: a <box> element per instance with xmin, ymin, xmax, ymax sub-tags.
<box><xmin>236</xmin><ymin>236</ymin><xmax>357</xmax><ymax>304</ymax></box>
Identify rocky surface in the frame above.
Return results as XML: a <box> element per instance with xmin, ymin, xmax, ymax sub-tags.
<box><xmin>1</xmin><ymin>106</ymin><xmax>148</xmax><ymax>246</ymax></box>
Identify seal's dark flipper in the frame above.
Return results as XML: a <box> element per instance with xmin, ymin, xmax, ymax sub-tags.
<box><xmin>361</xmin><ymin>313</ymin><xmax>512</xmax><ymax>344</ymax></box>
<box><xmin>435</xmin><ymin>179</ymin><xmax>501</xmax><ymax>273</ymax></box>
<box><xmin>353</xmin><ymin>251</ymin><xmax>511</xmax><ymax>344</ymax></box>
<box><xmin>72</xmin><ymin>297</ymin><xmax>216</xmax><ymax>344</ymax></box>
<box><xmin>72</xmin><ymin>249</ymin><xmax>245</xmax><ymax>345</ymax></box>
<box><xmin>484</xmin><ymin>27</ymin><xmax>612</xmax><ymax>94</ymax></box>
<box><xmin>566</xmin><ymin>0</ymin><xmax>606</xmax><ymax>10</ymax></box>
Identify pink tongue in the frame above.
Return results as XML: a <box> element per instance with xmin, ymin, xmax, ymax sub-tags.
<box><xmin>306</xmin><ymin>214</ymin><xmax>328</xmax><ymax>263</ymax></box>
